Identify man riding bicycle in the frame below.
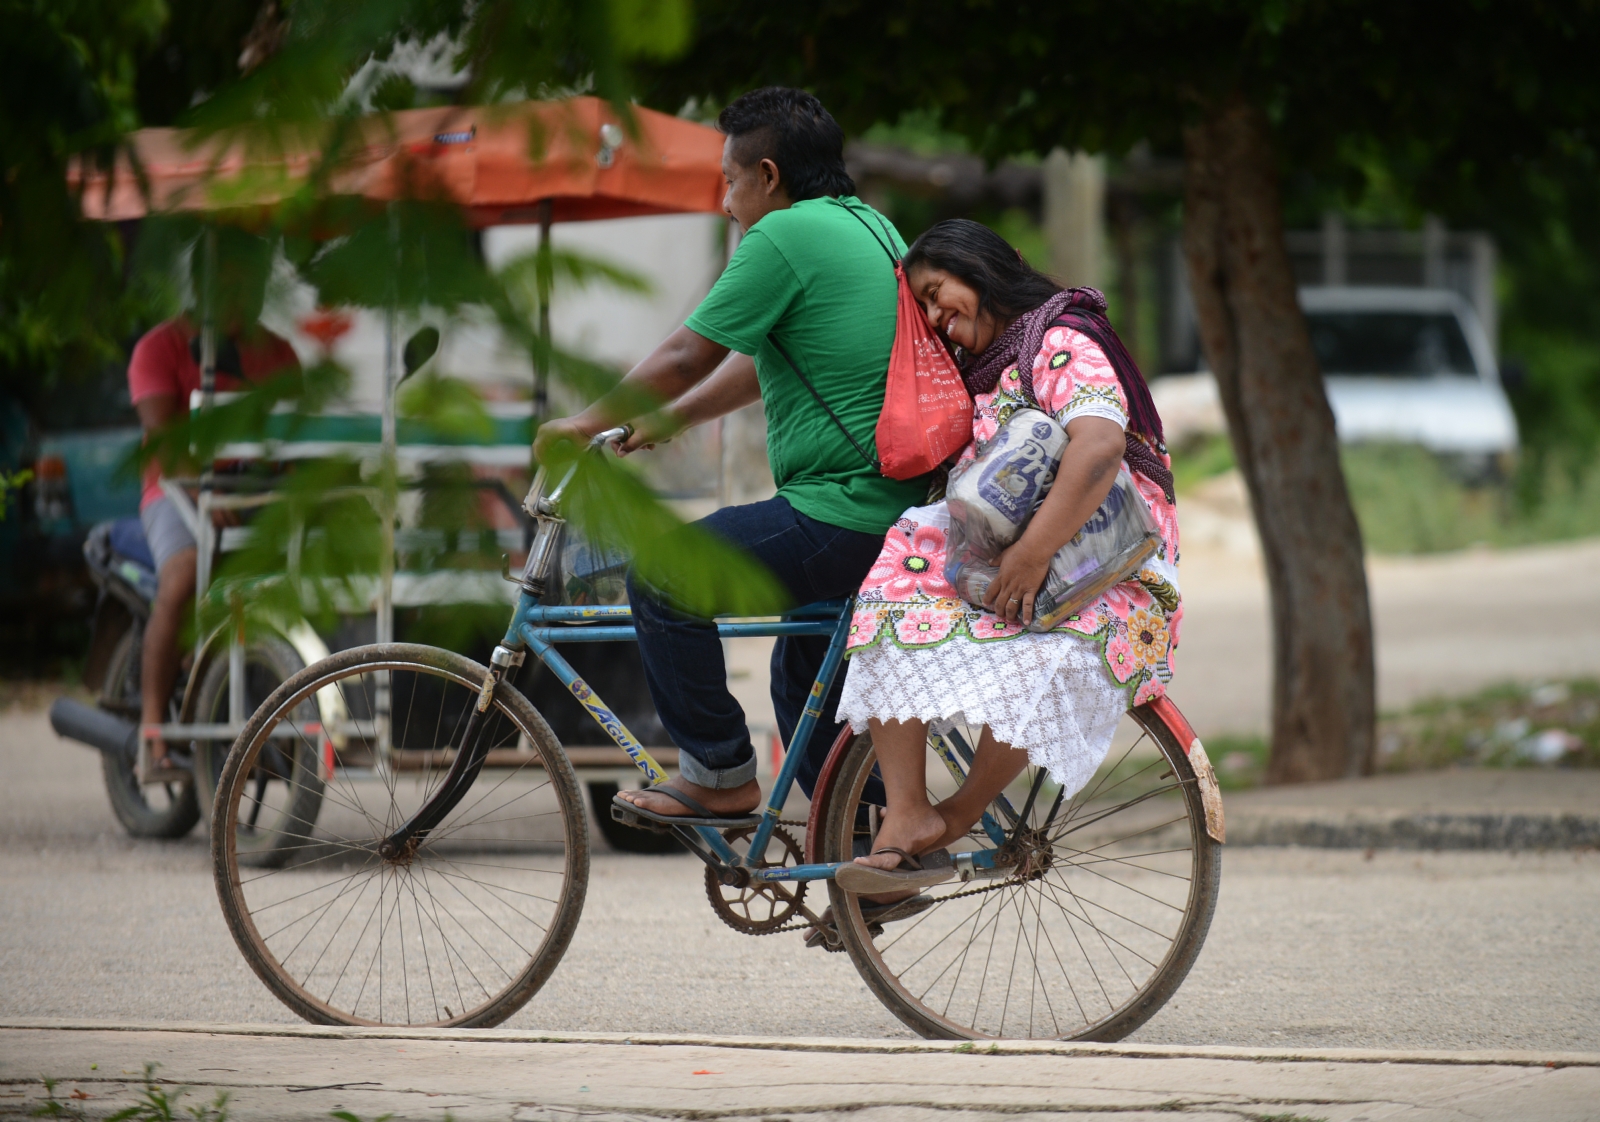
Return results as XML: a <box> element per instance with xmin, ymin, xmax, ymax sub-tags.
<box><xmin>534</xmin><ymin>87</ymin><xmax>926</xmax><ymax>823</ymax></box>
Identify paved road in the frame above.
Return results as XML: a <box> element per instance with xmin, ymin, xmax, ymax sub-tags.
<box><xmin>5</xmin><ymin>1025</ymin><xmax>1598</xmax><ymax>1122</ymax></box>
<box><xmin>5</xmin><ymin>708</ymin><xmax>1598</xmax><ymax>1051</ymax></box>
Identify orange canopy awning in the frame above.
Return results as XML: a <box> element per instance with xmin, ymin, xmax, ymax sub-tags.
<box><xmin>77</xmin><ymin>97</ymin><xmax>727</xmax><ymax>226</ymax></box>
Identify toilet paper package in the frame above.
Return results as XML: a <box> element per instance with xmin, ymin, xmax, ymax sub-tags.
<box><xmin>944</xmin><ymin>409</ymin><xmax>1161</xmax><ymax>633</ymax></box>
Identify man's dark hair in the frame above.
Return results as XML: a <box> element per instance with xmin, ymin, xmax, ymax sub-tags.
<box><xmin>716</xmin><ymin>87</ymin><xmax>856</xmax><ymax>201</ymax></box>
<box><xmin>904</xmin><ymin>219</ymin><xmax>1062</xmax><ymax>320</ymax></box>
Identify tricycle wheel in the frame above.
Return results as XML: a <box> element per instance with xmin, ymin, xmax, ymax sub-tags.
<box><xmin>99</xmin><ymin>626</ymin><xmax>200</xmax><ymax>839</ymax></box>
<box><xmin>192</xmin><ymin>632</ymin><xmax>320</xmax><ymax>867</ymax></box>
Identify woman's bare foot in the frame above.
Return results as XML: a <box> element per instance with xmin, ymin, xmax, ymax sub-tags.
<box><xmin>852</xmin><ymin>802</ymin><xmax>947</xmax><ymax>871</ymax></box>
<box><xmin>615</xmin><ymin>775</ymin><xmax>761</xmax><ymax>818</ymax></box>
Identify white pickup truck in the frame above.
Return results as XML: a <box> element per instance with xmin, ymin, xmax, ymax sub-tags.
<box><xmin>1153</xmin><ymin>286</ymin><xmax>1518</xmax><ymax>470</ymax></box>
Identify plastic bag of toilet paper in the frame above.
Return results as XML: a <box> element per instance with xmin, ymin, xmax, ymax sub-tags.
<box><xmin>944</xmin><ymin>408</ymin><xmax>1161</xmax><ymax>633</ymax></box>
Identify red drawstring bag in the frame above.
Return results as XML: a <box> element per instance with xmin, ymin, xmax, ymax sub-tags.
<box><xmin>874</xmin><ymin>262</ymin><xmax>972</xmax><ymax>480</ymax></box>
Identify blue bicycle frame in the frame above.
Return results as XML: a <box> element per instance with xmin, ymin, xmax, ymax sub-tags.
<box><xmin>378</xmin><ymin>429</ymin><xmax>1012</xmax><ymax>882</ymax></box>
<box><xmin>491</xmin><ymin>589</ymin><xmax>1011</xmax><ymax>883</ymax></box>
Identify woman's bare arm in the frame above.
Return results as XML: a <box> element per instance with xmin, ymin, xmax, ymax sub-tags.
<box><xmin>984</xmin><ymin>414</ymin><xmax>1127</xmax><ymax>624</ymax></box>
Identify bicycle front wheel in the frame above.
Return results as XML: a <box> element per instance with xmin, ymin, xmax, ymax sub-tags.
<box><xmin>823</xmin><ymin>704</ymin><xmax>1220</xmax><ymax>1041</ymax></box>
<box><xmin>211</xmin><ymin>643</ymin><xmax>589</xmax><ymax>1027</ymax></box>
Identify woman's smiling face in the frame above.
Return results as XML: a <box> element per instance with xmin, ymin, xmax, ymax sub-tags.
<box><xmin>906</xmin><ymin>263</ymin><xmax>1002</xmax><ymax>353</ymax></box>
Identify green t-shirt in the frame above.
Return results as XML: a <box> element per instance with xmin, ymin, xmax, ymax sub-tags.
<box><xmin>685</xmin><ymin>196</ymin><xmax>930</xmax><ymax>535</ymax></box>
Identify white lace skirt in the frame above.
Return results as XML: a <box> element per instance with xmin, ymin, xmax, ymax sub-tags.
<box><xmin>837</xmin><ymin>631</ymin><xmax>1128</xmax><ymax>799</ymax></box>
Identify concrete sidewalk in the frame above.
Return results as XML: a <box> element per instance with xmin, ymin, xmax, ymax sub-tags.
<box><xmin>1222</xmin><ymin>768</ymin><xmax>1600</xmax><ymax>849</ymax></box>
<box><xmin>3</xmin><ymin>1022</ymin><xmax>1597</xmax><ymax>1122</ymax></box>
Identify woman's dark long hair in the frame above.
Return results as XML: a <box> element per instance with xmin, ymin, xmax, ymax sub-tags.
<box><xmin>903</xmin><ymin>218</ymin><xmax>1061</xmax><ymax>321</ymax></box>
<box><xmin>906</xmin><ymin>218</ymin><xmax>1170</xmax><ymax>479</ymax></box>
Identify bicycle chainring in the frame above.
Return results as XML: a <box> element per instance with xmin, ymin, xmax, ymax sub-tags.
<box><xmin>705</xmin><ymin>824</ymin><xmax>807</xmax><ymax>936</ymax></box>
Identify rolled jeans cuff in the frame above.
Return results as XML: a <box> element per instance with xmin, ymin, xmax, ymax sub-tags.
<box><xmin>675</xmin><ymin>745</ymin><xmax>758</xmax><ymax>790</ymax></box>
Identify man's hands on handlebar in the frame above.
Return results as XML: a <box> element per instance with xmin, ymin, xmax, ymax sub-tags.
<box><xmin>532</xmin><ymin>329</ymin><xmax>760</xmax><ymax>467</ymax></box>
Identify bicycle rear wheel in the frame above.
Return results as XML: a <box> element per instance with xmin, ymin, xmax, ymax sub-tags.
<box><xmin>822</xmin><ymin>703</ymin><xmax>1220</xmax><ymax>1041</ymax></box>
<box><xmin>211</xmin><ymin>643</ymin><xmax>589</xmax><ymax>1027</ymax></box>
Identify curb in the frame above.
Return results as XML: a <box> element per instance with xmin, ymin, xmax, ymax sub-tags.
<box><xmin>5</xmin><ymin>1020</ymin><xmax>1599</xmax><ymax>1070</ymax></box>
<box><xmin>1225</xmin><ymin>811</ymin><xmax>1600</xmax><ymax>849</ymax></box>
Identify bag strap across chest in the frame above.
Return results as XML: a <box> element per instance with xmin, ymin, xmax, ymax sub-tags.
<box><xmin>764</xmin><ymin>200</ymin><xmax>903</xmax><ymax>474</ymax></box>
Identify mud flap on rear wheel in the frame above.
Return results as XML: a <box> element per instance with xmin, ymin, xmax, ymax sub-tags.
<box><xmin>1185</xmin><ymin>739</ymin><xmax>1226</xmax><ymax>844</ymax></box>
<box><xmin>1143</xmin><ymin>695</ymin><xmax>1226</xmax><ymax>844</ymax></box>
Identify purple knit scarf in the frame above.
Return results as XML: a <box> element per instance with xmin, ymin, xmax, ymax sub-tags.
<box><xmin>959</xmin><ymin>286</ymin><xmax>1173</xmax><ymax>499</ymax></box>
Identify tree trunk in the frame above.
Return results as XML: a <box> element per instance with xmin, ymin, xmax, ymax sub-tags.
<box><xmin>1180</xmin><ymin>97</ymin><xmax>1375</xmax><ymax>783</ymax></box>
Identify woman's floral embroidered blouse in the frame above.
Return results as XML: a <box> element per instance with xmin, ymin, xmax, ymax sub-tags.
<box><xmin>848</xmin><ymin>324</ymin><xmax>1183</xmax><ymax>705</ymax></box>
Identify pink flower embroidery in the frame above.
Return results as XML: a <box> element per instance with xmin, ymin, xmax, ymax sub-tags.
<box><xmin>1105</xmin><ymin>632</ymin><xmax>1137</xmax><ymax>683</ymax></box>
<box><xmin>969</xmin><ymin>612</ymin><xmax>1023</xmax><ymax>640</ymax></box>
<box><xmin>1098</xmin><ymin>582</ymin><xmax>1139</xmax><ymax>618</ymax></box>
<box><xmin>847</xmin><ymin>607</ymin><xmax>886</xmax><ymax>650</ymax></box>
<box><xmin>894</xmin><ymin>608</ymin><xmax>955</xmax><ymax>646</ymax></box>
<box><xmin>861</xmin><ymin>523</ymin><xmax>955</xmax><ymax>602</ymax></box>
<box><xmin>1133</xmin><ymin>675</ymin><xmax>1165</xmax><ymax>706</ymax></box>
<box><xmin>1057</xmin><ymin>605</ymin><xmax>1109</xmax><ymax>637</ymax></box>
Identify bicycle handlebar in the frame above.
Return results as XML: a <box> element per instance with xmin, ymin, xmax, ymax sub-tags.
<box><xmin>589</xmin><ymin>425</ymin><xmax>632</xmax><ymax>450</ymax></box>
<box><xmin>524</xmin><ymin>424</ymin><xmax>635</xmax><ymax>520</ymax></box>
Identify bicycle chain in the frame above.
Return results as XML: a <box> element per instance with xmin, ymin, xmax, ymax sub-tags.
<box><xmin>711</xmin><ymin>821</ymin><xmax>1028</xmax><ymax>939</ymax></box>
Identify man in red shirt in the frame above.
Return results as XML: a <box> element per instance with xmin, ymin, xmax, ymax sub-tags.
<box><xmin>128</xmin><ymin>316</ymin><xmax>299</xmax><ymax>780</ymax></box>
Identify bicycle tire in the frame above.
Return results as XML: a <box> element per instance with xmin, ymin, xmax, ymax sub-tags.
<box><xmin>193</xmin><ymin>634</ymin><xmax>322</xmax><ymax>867</ymax></box>
<box><xmin>822</xmin><ymin>703</ymin><xmax>1221</xmax><ymax>1041</ymax></box>
<box><xmin>99</xmin><ymin>627</ymin><xmax>201</xmax><ymax>839</ymax></box>
<box><xmin>212</xmin><ymin>643</ymin><xmax>589</xmax><ymax>1027</ymax></box>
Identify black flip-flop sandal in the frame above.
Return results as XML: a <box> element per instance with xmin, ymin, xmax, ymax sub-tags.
<box><xmin>139</xmin><ymin>754</ymin><xmax>189</xmax><ymax>786</ymax></box>
<box><xmin>833</xmin><ymin>846</ymin><xmax>956</xmax><ymax>894</ymax></box>
<box><xmin>610</xmin><ymin>784</ymin><xmax>763</xmax><ymax>833</ymax></box>
<box><xmin>804</xmin><ymin>893</ymin><xmax>935</xmax><ymax>951</ymax></box>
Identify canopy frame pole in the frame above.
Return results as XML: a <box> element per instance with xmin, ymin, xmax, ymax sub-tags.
<box><xmin>197</xmin><ymin>225</ymin><xmax>219</xmax><ymax>648</ymax></box>
<box><xmin>374</xmin><ymin>204</ymin><xmax>401</xmax><ymax>765</ymax></box>
<box><xmin>534</xmin><ymin>198</ymin><xmax>553</xmax><ymax>427</ymax></box>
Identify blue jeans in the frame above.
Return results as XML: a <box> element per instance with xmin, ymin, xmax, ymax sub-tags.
<box><xmin>627</xmin><ymin>496</ymin><xmax>885</xmax><ymax>795</ymax></box>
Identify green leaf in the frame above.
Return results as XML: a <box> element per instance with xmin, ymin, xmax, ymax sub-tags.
<box><xmin>607</xmin><ymin>0</ymin><xmax>694</xmax><ymax>60</ymax></box>
<box><xmin>554</xmin><ymin>447</ymin><xmax>789</xmax><ymax>618</ymax></box>
<box><xmin>397</xmin><ymin>372</ymin><xmax>496</xmax><ymax>442</ymax></box>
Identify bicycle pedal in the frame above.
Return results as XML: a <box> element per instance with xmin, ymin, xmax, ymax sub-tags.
<box><xmin>610</xmin><ymin>804</ymin><xmax>673</xmax><ymax>834</ymax></box>
<box><xmin>804</xmin><ymin>927</ymin><xmax>846</xmax><ymax>953</ymax></box>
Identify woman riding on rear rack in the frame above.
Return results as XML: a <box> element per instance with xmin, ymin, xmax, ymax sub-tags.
<box><xmin>833</xmin><ymin>219</ymin><xmax>1183</xmax><ymax>894</ymax></box>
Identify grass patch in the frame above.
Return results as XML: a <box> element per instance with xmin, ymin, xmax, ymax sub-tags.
<box><xmin>1343</xmin><ymin>444</ymin><xmax>1600</xmax><ymax>554</ymax></box>
<box><xmin>1169</xmin><ymin>435</ymin><xmax>1600</xmax><ymax>555</ymax></box>
<box><xmin>1211</xmin><ymin>679</ymin><xmax>1600</xmax><ymax>788</ymax></box>
<box><xmin>31</xmin><ymin>1065</ymin><xmax>229</xmax><ymax>1122</ymax></box>
<box><xmin>1378</xmin><ymin>678</ymin><xmax>1600</xmax><ymax>771</ymax></box>
<box><xmin>1203</xmin><ymin>735</ymin><xmax>1271</xmax><ymax>791</ymax></box>
<box><xmin>1171</xmin><ymin>433</ymin><xmax>1238</xmax><ymax>494</ymax></box>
